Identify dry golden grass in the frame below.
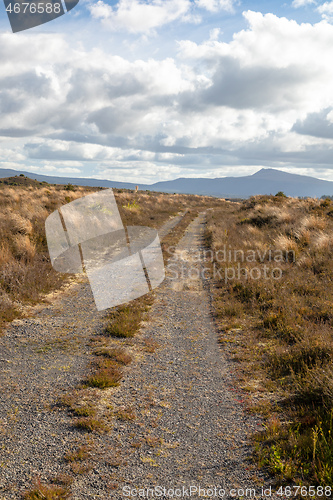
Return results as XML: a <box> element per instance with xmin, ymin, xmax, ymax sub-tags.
<box><xmin>73</xmin><ymin>416</ymin><xmax>107</xmax><ymax>433</ymax></box>
<box><xmin>23</xmin><ymin>480</ymin><xmax>69</xmax><ymax>499</ymax></box>
<box><xmin>0</xmin><ymin>179</ymin><xmax>224</xmax><ymax>332</ymax></box>
<box><xmin>0</xmin><ymin>180</ymin><xmax>98</xmax><ymax>330</ymax></box>
<box><xmin>83</xmin><ymin>357</ymin><xmax>123</xmax><ymax>389</ymax></box>
<box><xmin>64</xmin><ymin>445</ymin><xmax>90</xmax><ymax>463</ymax></box>
<box><xmin>115</xmin><ymin>406</ymin><xmax>136</xmax><ymax>421</ymax></box>
<box><xmin>93</xmin><ymin>346</ymin><xmax>132</xmax><ymax>365</ymax></box>
<box><xmin>205</xmin><ymin>194</ymin><xmax>333</xmax><ymax>487</ymax></box>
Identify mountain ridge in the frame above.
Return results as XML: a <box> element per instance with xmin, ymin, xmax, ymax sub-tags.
<box><xmin>1</xmin><ymin>167</ymin><xmax>332</xmax><ymax>198</ymax></box>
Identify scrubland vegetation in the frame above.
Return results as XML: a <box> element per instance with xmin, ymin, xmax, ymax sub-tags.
<box><xmin>0</xmin><ymin>179</ymin><xmax>96</xmax><ymax>329</ymax></box>
<box><xmin>4</xmin><ymin>176</ymin><xmax>333</xmax><ymax>492</ymax></box>
<box><xmin>205</xmin><ymin>194</ymin><xmax>333</xmax><ymax>486</ymax></box>
<box><xmin>0</xmin><ymin>176</ymin><xmax>220</xmax><ymax>333</ymax></box>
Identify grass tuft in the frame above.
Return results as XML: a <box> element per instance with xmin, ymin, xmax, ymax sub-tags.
<box><xmin>74</xmin><ymin>416</ymin><xmax>107</xmax><ymax>433</ymax></box>
<box><xmin>83</xmin><ymin>359</ymin><xmax>123</xmax><ymax>389</ymax></box>
<box><xmin>23</xmin><ymin>480</ymin><xmax>69</xmax><ymax>499</ymax></box>
<box><xmin>93</xmin><ymin>346</ymin><xmax>132</xmax><ymax>365</ymax></box>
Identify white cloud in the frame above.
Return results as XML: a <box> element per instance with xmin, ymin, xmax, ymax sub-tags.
<box><xmin>2</xmin><ymin>12</ymin><xmax>333</xmax><ymax>180</ymax></box>
<box><xmin>87</xmin><ymin>0</ymin><xmax>236</xmax><ymax>33</ymax></box>
<box><xmin>43</xmin><ymin>160</ymin><xmax>84</xmax><ymax>168</ymax></box>
<box><xmin>0</xmin><ymin>148</ymin><xmax>25</xmax><ymax>161</ymax></box>
<box><xmin>292</xmin><ymin>0</ymin><xmax>316</xmax><ymax>8</ymax></box>
<box><xmin>317</xmin><ymin>1</ymin><xmax>333</xmax><ymax>20</ymax></box>
<box><xmin>17</xmin><ymin>164</ymin><xmax>82</xmax><ymax>175</ymax></box>
<box><xmin>0</xmin><ymin>161</ymin><xmax>25</xmax><ymax>170</ymax></box>
<box><xmin>88</xmin><ymin>0</ymin><xmax>193</xmax><ymax>33</ymax></box>
<box><xmin>0</xmin><ymin>33</ymin><xmax>69</xmax><ymax>78</ymax></box>
<box><xmin>179</xmin><ymin>10</ymin><xmax>333</xmax><ymax>72</ymax></box>
<box><xmin>96</xmin><ymin>162</ymin><xmax>183</xmax><ymax>183</ymax></box>
<box><xmin>49</xmin><ymin>167</ymin><xmax>82</xmax><ymax>174</ymax></box>
<box><xmin>195</xmin><ymin>0</ymin><xmax>234</xmax><ymax>13</ymax></box>
<box><xmin>209</xmin><ymin>28</ymin><xmax>221</xmax><ymax>40</ymax></box>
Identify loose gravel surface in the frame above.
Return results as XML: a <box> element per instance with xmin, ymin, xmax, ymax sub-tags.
<box><xmin>1</xmin><ymin>213</ymin><xmax>275</xmax><ymax>500</ymax></box>
<box><xmin>0</xmin><ymin>278</ymin><xmax>103</xmax><ymax>498</ymax></box>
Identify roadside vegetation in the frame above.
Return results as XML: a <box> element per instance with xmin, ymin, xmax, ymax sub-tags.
<box><xmin>205</xmin><ymin>194</ymin><xmax>333</xmax><ymax>487</ymax></box>
<box><xmin>0</xmin><ymin>175</ymin><xmax>222</xmax><ymax>333</ymax></box>
<box><xmin>0</xmin><ymin>177</ymin><xmax>98</xmax><ymax>330</ymax></box>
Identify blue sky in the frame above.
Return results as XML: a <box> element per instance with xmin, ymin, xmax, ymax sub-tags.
<box><xmin>1</xmin><ymin>0</ymin><xmax>333</xmax><ymax>183</ymax></box>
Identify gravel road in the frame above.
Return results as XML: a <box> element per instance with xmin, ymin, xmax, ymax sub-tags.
<box><xmin>0</xmin><ymin>213</ymin><xmax>275</xmax><ymax>500</ymax></box>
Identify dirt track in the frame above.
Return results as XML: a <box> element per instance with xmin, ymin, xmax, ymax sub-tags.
<box><xmin>0</xmin><ymin>213</ymin><xmax>274</xmax><ymax>499</ymax></box>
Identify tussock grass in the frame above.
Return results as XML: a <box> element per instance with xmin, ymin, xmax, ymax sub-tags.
<box><xmin>206</xmin><ymin>194</ymin><xmax>333</xmax><ymax>487</ymax></box>
<box><xmin>93</xmin><ymin>346</ymin><xmax>132</xmax><ymax>365</ymax></box>
<box><xmin>115</xmin><ymin>407</ymin><xmax>136</xmax><ymax>421</ymax></box>
<box><xmin>73</xmin><ymin>416</ymin><xmax>107</xmax><ymax>433</ymax></box>
<box><xmin>64</xmin><ymin>446</ymin><xmax>90</xmax><ymax>463</ymax></box>
<box><xmin>58</xmin><ymin>391</ymin><xmax>97</xmax><ymax>417</ymax></box>
<box><xmin>105</xmin><ymin>297</ymin><xmax>153</xmax><ymax>338</ymax></box>
<box><xmin>0</xmin><ymin>181</ymin><xmax>97</xmax><ymax>330</ymax></box>
<box><xmin>0</xmin><ymin>180</ymin><xmax>223</xmax><ymax>332</ymax></box>
<box><xmin>83</xmin><ymin>358</ymin><xmax>123</xmax><ymax>389</ymax></box>
<box><xmin>23</xmin><ymin>480</ymin><xmax>69</xmax><ymax>499</ymax></box>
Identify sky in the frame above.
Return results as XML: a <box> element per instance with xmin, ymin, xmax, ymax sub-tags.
<box><xmin>1</xmin><ymin>0</ymin><xmax>333</xmax><ymax>184</ymax></box>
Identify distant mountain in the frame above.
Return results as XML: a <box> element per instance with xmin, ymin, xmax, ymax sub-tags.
<box><xmin>150</xmin><ymin>168</ymin><xmax>333</xmax><ymax>198</ymax></box>
<box><xmin>1</xmin><ymin>167</ymin><xmax>333</xmax><ymax>198</ymax></box>
<box><xmin>0</xmin><ymin>168</ymin><xmax>138</xmax><ymax>190</ymax></box>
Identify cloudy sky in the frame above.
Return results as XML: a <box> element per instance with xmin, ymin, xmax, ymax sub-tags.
<box><xmin>1</xmin><ymin>0</ymin><xmax>333</xmax><ymax>183</ymax></box>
